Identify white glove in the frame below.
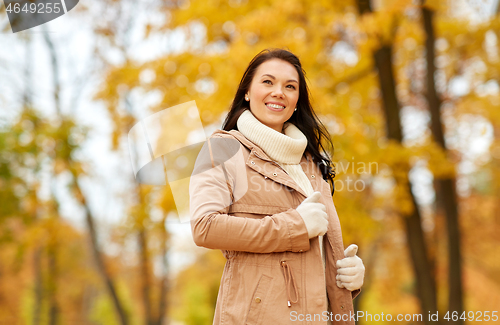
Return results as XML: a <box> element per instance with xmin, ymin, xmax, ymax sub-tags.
<box><xmin>336</xmin><ymin>244</ymin><xmax>365</xmax><ymax>291</ymax></box>
<box><xmin>296</xmin><ymin>191</ymin><xmax>328</xmax><ymax>239</ymax></box>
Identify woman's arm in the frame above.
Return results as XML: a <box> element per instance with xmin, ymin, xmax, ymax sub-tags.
<box><xmin>189</xmin><ymin>136</ymin><xmax>311</xmax><ymax>253</ymax></box>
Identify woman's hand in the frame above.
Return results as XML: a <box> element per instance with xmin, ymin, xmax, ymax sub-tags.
<box><xmin>336</xmin><ymin>244</ymin><xmax>365</xmax><ymax>291</ymax></box>
<box><xmin>296</xmin><ymin>191</ymin><xmax>328</xmax><ymax>239</ymax></box>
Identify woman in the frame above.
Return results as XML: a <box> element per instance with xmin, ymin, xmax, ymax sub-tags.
<box><xmin>189</xmin><ymin>49</ymin><xmax>365</xmax><ymax>325</ymax></box>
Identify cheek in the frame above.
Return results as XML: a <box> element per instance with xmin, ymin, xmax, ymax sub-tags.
<box><xmin>253</xmin><ymin>86</ymin><xmax>268</xmax><ymax>100</ymax></box>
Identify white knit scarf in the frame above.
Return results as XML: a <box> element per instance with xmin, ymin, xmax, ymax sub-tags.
<box><xmin>236</xmin><ymin>109</ymin><xmax>315</xmax><ymax>197</ymax></box>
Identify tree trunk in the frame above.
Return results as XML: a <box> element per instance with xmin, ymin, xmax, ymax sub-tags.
<box><xmin>353</xmin><ymin>241</ymin><xmax>378</xmax><ymax>314</ymax></box>
<box><xmin>42</xmin><ymin>27</ymin><xmax>129</xmax><ymax>325</ymax></box>
<box><xmin>135</xmin><ymin>179</ymin><xmax>154</xmax><ymax>325</ymax></box>
<box><xmin>376</xmin><ymin>45</ymin><xmax>440</xmax><ymax>322</ymax></box>
<box><xmin>421</xmin><ymin>5</ymin><xmax>464</xmax><ymax>322</ymax></box>
<box><xmin>47</xmin><ymin>239</ymin><xmax>59</xmax><ymax>325</ymax></box>
<box><xmin>73</xmin><ymin>178</ymin><xmax>129</xmax><ymax>325</ymax></box>
<box><xmin>155</xmin><ymin>213</ymin><xmax>170</xmax><ymax>325</ymax></box>
<box><xmin>32</xmin><ymin>246</ymin><xmax>43</xmax><ymax>325</ymax></box>
<box><xmin>401</xmin><ymin>183</ymin><xmax>440</xmax><ymax>318</ymax></box>
<box><xmin>42</xmin><ymin>29</ymin><xmax>61</xmax><ymax>116</ymax></box>
<box><xmin>493</xmin><ymin>126</ymin><xmax>500</xmax><ymax>229</ymax></box>
<box><xmin>24</xmin><ymin>32</ymin><xmax>44</xmax><ymax>325</ymax></box>
<box><xmin>43</xmin><ymin>30</ymin><xmax>63</xmax><ymax>325</ymax></box>
<box><xmin>355</xmin><ymin>1</ymin><xmax>440</xmax><ymax>322</ymax></box>
<box><xmin>138</xmin><ymin>226</ymin><xmax>153</xmax><ymax>325</ymax></box>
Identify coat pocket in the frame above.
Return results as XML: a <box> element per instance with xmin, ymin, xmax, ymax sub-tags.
<box><xmin>245</xmin><ymin>274</ymin><xmax>273</xmax><ymax>325</ymax></box>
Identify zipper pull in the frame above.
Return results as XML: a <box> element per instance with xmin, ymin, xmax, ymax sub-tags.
<box><xmin>288</xmin><ymin>301</ymin><xmax>291</xmax><ymax>307</ymax></box>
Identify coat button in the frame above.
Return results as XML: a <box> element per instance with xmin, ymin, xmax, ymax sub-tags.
<box><xmin>316</xmin><ymin>298</ymin><xmax>323</xmax><ymax>306</ymax></box>
<box><xmin>255</xmin><ymin>297</ymin><xmax>261</xmax><ymax>303</ymax></box>
<box><xmin>273</xmin><ymin>172</ymin><xmax>277</xmax><ymax>176</ymax></box>
<box><xmin>251</xmin><ymin>161</ymin><xmax>255</xmax><ymax>165</ymax></box>
<box><xmin>340</xmin><ymin>305</ymin><xmax>345</xmax><ymax>310</ymax></box>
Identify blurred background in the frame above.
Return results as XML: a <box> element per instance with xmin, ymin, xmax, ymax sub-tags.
<box><xmin>1</xmin><ymin>0</ymin><xmax>499</xmax><ymax>324</ymax></box>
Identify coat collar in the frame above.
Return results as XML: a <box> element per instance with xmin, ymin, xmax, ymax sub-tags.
<box><xmin>211</xmin><ymin>129</ymin><xmax>317</xmax><ymax>198</ymax></box>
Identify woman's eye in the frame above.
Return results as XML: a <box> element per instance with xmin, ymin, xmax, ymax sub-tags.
<box><xmin>287</xmin><ymin>85</ymin><xmax>296</xmax><ymax>90</ymax></box>
<box><xmin>263</xmin><ymin>80</ymin><xmax>272</xmax><ymax>84</ymax></box>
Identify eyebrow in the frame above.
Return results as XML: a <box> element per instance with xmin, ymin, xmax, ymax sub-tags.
<box><xmin>261</xmin><ymin>74</ymin><xmax>298</xmax><ymax>84</ymax></box>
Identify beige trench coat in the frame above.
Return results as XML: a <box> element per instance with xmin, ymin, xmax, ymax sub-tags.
<box><xmin>189</xmin><ymin>129</ymin><xmax>360</xmax><ymax>325</ymax></box>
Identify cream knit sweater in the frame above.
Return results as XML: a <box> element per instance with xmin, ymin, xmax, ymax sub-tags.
<box><xmin>236</xmin><ymin>109</ymin><xmax>327</xmax><ymax>269</ymax></box>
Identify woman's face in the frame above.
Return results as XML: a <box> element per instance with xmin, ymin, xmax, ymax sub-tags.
<box><xmin>245</xmin><ymin>59</ymin><xmax>299</xmax><ymax>133</ymax></box>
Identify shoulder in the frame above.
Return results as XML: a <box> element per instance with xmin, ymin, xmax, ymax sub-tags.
<box><xmin>209</xmin><ymin>129</ymin><xmax>237</xmax><ymax>139</ymax></box>
<box><xmin>207</xmin><ymin>129</ymin><xmax>243</xmax><ymax>149</ymax></box>
<box><xmin>209</xmin><ymin>129</ymin><xmax>253</xmax><ymax>152</ymax></box>
<box><xmin>199</xmin><ymin>129</ymin><xmax>245</xmax><ymax>166</ymax></box>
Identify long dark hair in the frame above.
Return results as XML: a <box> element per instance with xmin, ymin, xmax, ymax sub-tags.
<box><xmin>221</xmin><ymin>48</ymin><xmax>337</xmax><ymax>195</ymax></box>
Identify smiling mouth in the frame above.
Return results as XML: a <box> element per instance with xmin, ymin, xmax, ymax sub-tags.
<box><xmin>266</xmin><ymin>103</ymin><xmax>285</xmax><ymax>110</ymax></box>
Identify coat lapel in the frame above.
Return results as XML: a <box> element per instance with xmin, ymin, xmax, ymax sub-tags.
<box><xmin>213</xmin><ymin>129</ymin><xmax>312</xmax><ymax>199</ymax></box>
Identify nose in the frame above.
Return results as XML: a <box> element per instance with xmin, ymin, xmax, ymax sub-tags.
<box><xmin>272</xmin><ymin>86</ymin><xmax>284</xmax><ymax>98</ymax></box>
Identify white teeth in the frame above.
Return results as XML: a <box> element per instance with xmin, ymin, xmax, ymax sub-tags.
<box><xmin>266</xmin><ymin>103</ymin><xmax>285</xmax><ymax>109</ymax></box>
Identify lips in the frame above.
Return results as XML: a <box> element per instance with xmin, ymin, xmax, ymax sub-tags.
<box><xmin>265</xmin><ymin>104</ymin><xmax>286</xmax><ymax>112</ymax></box>
<box><xmin>265</xmin><ymin>102</ymin><xmax>286</xmax><ymax>111</ymax></box>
